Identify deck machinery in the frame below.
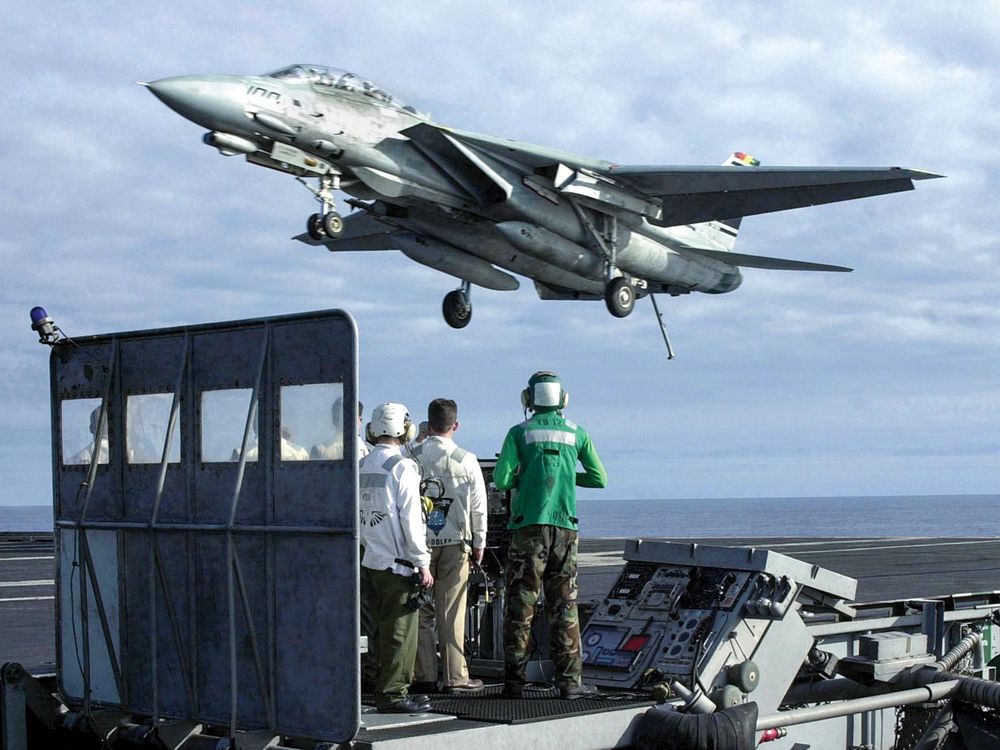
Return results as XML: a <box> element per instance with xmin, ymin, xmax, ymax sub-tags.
<box><xmin>581</xmin><ymin>539</ymin><xmax>857</xmax><ymax>717</ymax></box>
<box><xmin>4</xmin><ymin>309</ymin><xmax>1000</xmax><ymax>750</ymax></box>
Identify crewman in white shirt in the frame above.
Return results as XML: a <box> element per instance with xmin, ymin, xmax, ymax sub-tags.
<box><xmin>411</xmin><ymin>398</ymin><xmax>487</xmax><ymax>694</ymax></box>
<box><xmin>359</xmin><ymin>402</ymin><xmax>434</xmax><ymax>713</ymax></box>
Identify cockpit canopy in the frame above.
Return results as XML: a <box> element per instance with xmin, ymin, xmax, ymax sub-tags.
<box><xmin>266</xmin><ymin>64</ymin><xmax>409</xmax><ymax>110</ymax></box>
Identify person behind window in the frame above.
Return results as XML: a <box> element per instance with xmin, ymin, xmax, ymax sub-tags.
<box><xmin>70</xmin><ymin>406</ymin><xmax>109</xmax><ymax>465</ymax></box>
<box><xmin>311</xmin><ymin>398</ymin><xmax>346</xmax><ymax>461</ymax></box>
<box><xmin>232</xmin><ymin>422</ymin><xmax>309</xmax><ymax>461</ymax></box>
<box><xmin>280</xmin><ymin>425</ymin><xmax>309</xmax><ymax>461</ymax></box>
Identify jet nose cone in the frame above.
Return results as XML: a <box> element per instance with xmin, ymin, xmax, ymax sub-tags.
<box><xmin>146</xmin><ymin>75</ymin><xmax>247</xmax><ymax>132</ymax></box>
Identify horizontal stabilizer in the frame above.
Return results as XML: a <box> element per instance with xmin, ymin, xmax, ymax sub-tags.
<box><xmin>679</xmin><ymin>246</ymin><xmax>852</xmax><ymax>272</ymax></box>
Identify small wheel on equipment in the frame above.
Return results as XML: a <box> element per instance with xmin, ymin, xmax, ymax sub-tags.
<box><xmin>307</xmin><ymin>213</ymin><xmax>326</xmax><ymax>242</ymax></box>
<box><xmin>604</xmin><ymin>277</ymin><xmax>635</xmax><ymax>318</ymax></box>
<box><xmin>442</xmin><ymin>289</ymin><xmax>472</xmax><ymax>329</ymax></box>
<box><xmin>322</xmin><ymin>211</ymin><xmax>344</xmax><ymax>238</ymax></box>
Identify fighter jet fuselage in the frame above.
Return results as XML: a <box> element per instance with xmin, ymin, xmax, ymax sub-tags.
<box><xmin>147</xmin><ymin>65</ymin><xmax>940</xmax><ymax>333</ymax></box>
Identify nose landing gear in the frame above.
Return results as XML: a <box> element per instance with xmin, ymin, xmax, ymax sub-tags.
<box><xmin>300</xmin><ymin>173</ymin><xmax>345</xmax><ymax>241</ymax></box>
<box><xmin>442</xmin><ymin>282</ymin><xmax>473</xmax><ymax>329</ymax></box>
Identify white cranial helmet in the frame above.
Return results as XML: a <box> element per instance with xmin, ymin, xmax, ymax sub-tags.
<box><xmin>368</xmin><ymin>402</ymin><xmax>416</xmax><ymax>441</ymax></box>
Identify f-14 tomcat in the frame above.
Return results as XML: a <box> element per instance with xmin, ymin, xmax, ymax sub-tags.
<box><xmin>146</xmin><ymin>64</ymin><xmax>940</xmax><ymax>331</ymax></box>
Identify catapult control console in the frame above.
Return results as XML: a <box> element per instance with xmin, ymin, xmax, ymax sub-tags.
<box><xmin>581</xmin><ymin>540</ymin><xmax>858</xmax><ymax>715</ymax></box>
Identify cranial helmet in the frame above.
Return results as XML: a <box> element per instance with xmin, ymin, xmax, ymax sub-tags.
<box><xmin>521</xmin><ymin>371</ymin><xmax>568</xmax><ymax>411</ymax></box>
<box><xmin>366</xmin><ymin>402</ymin><xmax>417</xmax><ymax>443</ymax></box>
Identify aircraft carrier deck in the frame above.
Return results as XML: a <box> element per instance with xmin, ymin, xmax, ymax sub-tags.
<box><xmin>5</xmin><ymin>531</ymin><xmax>999</xmax><ymax>673</ymax></box>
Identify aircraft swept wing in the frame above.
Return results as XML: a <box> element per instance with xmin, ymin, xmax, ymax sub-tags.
<box><xmin>440</xmin><ymin>125</ymin><xmax>940</xmax><ymax>226</ymax></box>
<box><xmin>603</xmin><ymin>164</ymin><xmax>939</xmax><ymax>227</ymax></box>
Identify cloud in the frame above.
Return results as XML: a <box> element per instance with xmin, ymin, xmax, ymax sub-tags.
<box><xmin>1</xmin><ymin>0</ymin><xmax>998</xmax><ymax>508</ymax></box>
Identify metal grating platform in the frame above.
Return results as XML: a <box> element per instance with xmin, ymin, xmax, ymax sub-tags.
<box><xmin>367</xmin><ymin>684</ymin><xmax>653</xmax><ymax>724</ymax></box>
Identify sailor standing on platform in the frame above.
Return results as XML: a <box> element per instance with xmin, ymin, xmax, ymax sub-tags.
<box><xmin>493</xmin><ymin>372</ymin><xmax>607</xmax><ymax>699</ymax></box>
<box><xmin>359</xmin><ymin>403</ymin><xmax>434</xmax><ymax>713</ymax></box>
<box><xmin>411</xmin><ymin>398</ymin><xmax>487</xmax><ymax>694</ymax></box>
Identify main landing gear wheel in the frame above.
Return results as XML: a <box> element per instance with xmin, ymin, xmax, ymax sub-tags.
<box><xmin>605</xmin><ymin>277</ymin><xmax>635</xmax><ymax>318</ymax></box>
<box><xmin>442</xmin><ymin>289</ymin><xmax>472</xmax><ymax>329</ymax></box>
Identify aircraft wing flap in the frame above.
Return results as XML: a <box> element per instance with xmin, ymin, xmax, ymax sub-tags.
<box><xmin>677</xmin><ymin>246</ymin><xmax>853</xmax><ymax>272</ymax></box>
<box><xmin>606</xmin><ymin>165</ymin><xmax>942</xmax><ymax>196</ymax></box>
<box><xmin>646</xmin><ymin>178</ymin><xmax>922</xmax><ymax>227</ymax></box>
<box><xmin>592</xmin><ymin>165</ymin><xmax>942</xmax><ymax>227</ymax></box>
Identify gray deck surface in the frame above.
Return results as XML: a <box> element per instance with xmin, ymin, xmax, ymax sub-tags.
<box><xmin>3</xmin><ymin>533</ymin><xmax>999</xmax><ymax>673</ymax></box>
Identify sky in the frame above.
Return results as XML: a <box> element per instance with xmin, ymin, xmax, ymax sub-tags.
<box><xmin>1</xmin><ymin>1</ymin><xmax>999</xmax><ymax>507</ymax></box>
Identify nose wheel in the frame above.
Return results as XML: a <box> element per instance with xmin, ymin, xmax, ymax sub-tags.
<box><xmin>442</xmin><ymin>283</ymin><xmax>473</xmax><ymax>329</ymax></box>
<box><xmin>604</xmin><ymin>277</ymin><xmax>636</xmax><ymax>318</ymax></box>
<box><xmin>306</xmin><ymin>210</ymin><xmax>344</xmax><ymax>241</ymax></box>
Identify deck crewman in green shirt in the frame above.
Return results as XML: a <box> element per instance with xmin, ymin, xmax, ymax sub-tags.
<box><xmin>493</xmin><ymin>371</ymin><xmax>607</xmax><ymax>699</ymax></box>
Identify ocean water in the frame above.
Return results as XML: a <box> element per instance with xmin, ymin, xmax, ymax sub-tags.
<box><xmin>0</xmin><ymin>505</ymin><xmax>53</xmax><ymax>532</ymax></box>
<box><xmin>577</xmin><ymin>495</ymin><xmax>1000</xmax><ymax>538</ymax></box>
<box><xmin>3</xmin><ymin>494</ymin><xmax>998</xmax><ymax>537</ymax></box>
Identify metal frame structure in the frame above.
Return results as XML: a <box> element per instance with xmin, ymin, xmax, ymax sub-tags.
<box><xmin>49</xmin><ymin>310</ymin><xmax>360</xmax><ymax>743</ymax></box>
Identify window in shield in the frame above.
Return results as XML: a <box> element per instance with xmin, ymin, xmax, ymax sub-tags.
<box><xmin>280</xmin><ymin>383</ymin><xmax>345</xmax><ymax>461</ymax></box>
<box><xmin>126</xmin><ymin>393</ymin><xmax>181</xmax><ymax>464</ymax></box>
<box><xmin>62</xmin><ymin>397</ymin><xmax>109</xmax><ymax>466</ymax></box>
<box><xmin>201</xmin><ymin>388</ymin><xmax>258</xmax><ymax>463</ymax></box>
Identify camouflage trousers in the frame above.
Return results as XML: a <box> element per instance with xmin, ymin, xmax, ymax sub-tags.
<box><xmin>503</xmin><ymin>525</ymin><xmax>581</xmax><ymax>689</ymax></box>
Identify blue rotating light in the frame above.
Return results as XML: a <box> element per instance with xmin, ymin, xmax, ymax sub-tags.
<box><xmin>29</xmin><ymin>306</ymin><xmax>49</xmax><ymax>325</ymax></box>
<box><xmin>29</xmin><ymin>306</ymin><xmax>61</xmax><ymax>344</ymax></box>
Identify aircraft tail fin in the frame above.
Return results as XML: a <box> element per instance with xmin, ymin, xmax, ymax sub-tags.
<box><xmin>711</xmin><ymin>151</ymin><xmax>761</xmax><ymax>248</ymax></box>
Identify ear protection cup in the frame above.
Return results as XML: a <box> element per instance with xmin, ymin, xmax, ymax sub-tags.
<box><xmin>523</xmin><ymin>371</ymin><xmax>568</xmax><ymax>410</ymax></box>
<box><xmin>365</xmin><ymin>422</ymin><xmax>376</xmax><ymax>444</ymax></box>
<box><xmin>402</xmin><ymin>417</ymin><xmax>417</xmax><ymax>443</ymax></box>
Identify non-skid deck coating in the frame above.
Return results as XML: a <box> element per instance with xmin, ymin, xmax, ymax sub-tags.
<box><xmin>4</xmin><ymin>533</ymin><xmax>1000</xmax><ymax>672</ymax></box>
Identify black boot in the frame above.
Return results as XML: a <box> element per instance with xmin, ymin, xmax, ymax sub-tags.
<box><xmin>379</xmin><ymin>696</ymin><xmax>432</xmax><ymax>713</ymax></box>
<box><xmin>559</xmin><ymin>683</ymin><xmax>600</xmax><ymax>700</ymax></box>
